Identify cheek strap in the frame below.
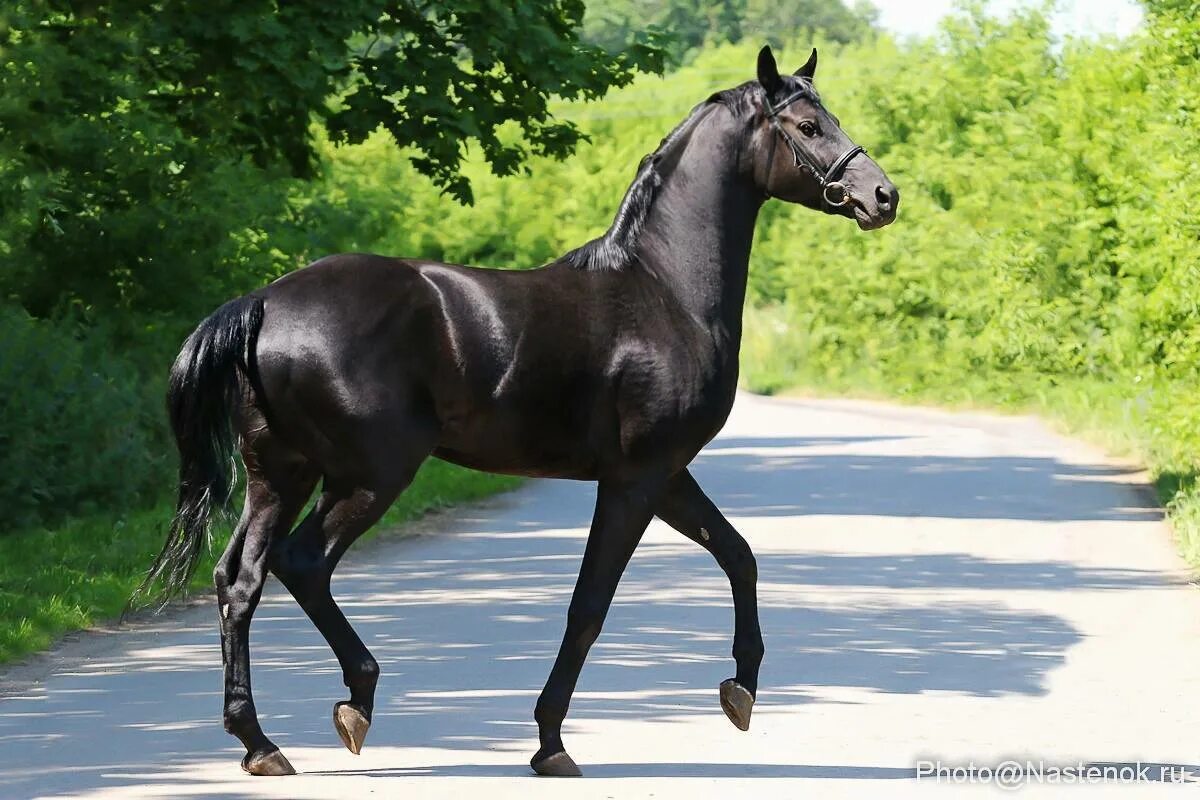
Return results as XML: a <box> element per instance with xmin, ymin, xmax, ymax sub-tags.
<box><xmin>761</xmin><ymin>89</ymin><xmax>866</xmax><ymax>207</ymax></box>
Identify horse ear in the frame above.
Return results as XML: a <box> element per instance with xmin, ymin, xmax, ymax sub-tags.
<box><xmin>795</xmin><ymin>48</ymin><xmax>818</xmax><ymax>81</ymax></box>
<box><xmin>757</xmin><ymin>45</ymin><xmax>783</xmax><ymax>94</ymax></box>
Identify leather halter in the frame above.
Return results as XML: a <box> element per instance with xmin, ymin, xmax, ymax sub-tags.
<box><xmin>763</xmin><ymin>88</ymin><xmax>865</xmax><ymax>207</ymax></box>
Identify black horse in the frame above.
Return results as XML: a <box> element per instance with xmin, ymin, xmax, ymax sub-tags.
<box><xmin>147</xmin><ymin>46</ymin><xmax>898</xmax><ymax>777</ymax></box>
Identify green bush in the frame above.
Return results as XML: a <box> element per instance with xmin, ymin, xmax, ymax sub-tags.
<box><xmin>0</xmin><ymin>458</ymin><xmax>521</xmax><ymax>664</ymax></box>
<box><xmin>0</xmin><ymin>306</ymin><xmax>167</xmax><ymax>528</ymax></box>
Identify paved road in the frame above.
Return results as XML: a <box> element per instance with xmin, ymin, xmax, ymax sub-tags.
<box><xmin>2</xmin><ymin>393</ymin><xmax>1198</xmax><ymax>798</ymax></box>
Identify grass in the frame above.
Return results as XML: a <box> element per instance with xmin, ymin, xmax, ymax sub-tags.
<box><xmin>0</xmin><ymin>460</ymin><xmax>522</xmax><ymax>665</ymax></box>
<box><xmin>741</xmin><ymin>323</ymin><xmax>1200</xmax><ymax>569</ymax></box>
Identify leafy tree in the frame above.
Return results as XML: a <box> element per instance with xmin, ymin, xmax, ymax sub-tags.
<box><xmin>0</xmin><ymin>1</ymin><xmax>666</xmax><ymax>314</ymax></box>
<box><xmin>582</xmin><ymin>0</ymin><xmax>877</xmax><ymax>58</ymax></box>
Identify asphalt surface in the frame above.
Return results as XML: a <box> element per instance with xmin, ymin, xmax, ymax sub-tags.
<box><xmin>2</xmin><ymin>392</ymin><xmax>1198</xmax><ymax>798</ymax></box>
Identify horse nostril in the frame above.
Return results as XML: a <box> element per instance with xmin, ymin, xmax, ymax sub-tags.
<box><xmin>874</xmin><ymin>184</ymin><xmax>893</xmax><ymax>211</ymax></box>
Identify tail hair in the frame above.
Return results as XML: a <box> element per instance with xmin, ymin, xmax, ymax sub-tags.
<box><xmin>134</xmin><ymin>295</ymin><xmax>265</xmax><ymax>607</ymax></box>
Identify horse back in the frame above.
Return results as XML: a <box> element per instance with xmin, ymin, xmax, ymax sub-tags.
<box><xmin>249</xmin><ymin>253</ymin><xmax>733</xmax><ymax>482</ymax></box>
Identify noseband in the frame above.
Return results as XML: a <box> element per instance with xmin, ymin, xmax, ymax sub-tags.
<box><xmin>763</xmin><ymin>88</ymin><xmax>865</xmax><ymax>207</ymax></box>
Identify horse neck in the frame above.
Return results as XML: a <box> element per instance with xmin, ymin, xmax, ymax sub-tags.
<box><xmin>635</xmin><ymin>107</ymin><xmax>763</xmax><ymax>339</ymax></box>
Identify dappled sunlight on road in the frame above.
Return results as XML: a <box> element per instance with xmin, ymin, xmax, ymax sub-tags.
<box><xmin>0</xmin><ymin>394</ymin><xmax>1196</xmax><ymax>799</ymax></box>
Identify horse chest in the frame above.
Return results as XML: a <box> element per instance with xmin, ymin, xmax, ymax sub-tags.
<box><xmin>613</xmin><ymin>347</ymin><xmax>738</xmax><ymax>469</ymax></box>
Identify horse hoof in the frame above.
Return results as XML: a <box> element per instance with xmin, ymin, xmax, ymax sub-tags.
<box><xmin>334</xmin><ymin>701</ymin><xmax>371</xmax><ymax>755</ymax></box>
<box><xmin>531</xmin><ymin>750</ymin><xmax>583</xmax><ymax>777</ymax></box>
<box><xmin>719</xmin><ymin>678</ymin><xmax>754</xmax><ymax>731</ymax></box>
<box><xmin>241</xmin><ymin>749</ymin><xmax>296</xmax><ymax>776</ymax></box>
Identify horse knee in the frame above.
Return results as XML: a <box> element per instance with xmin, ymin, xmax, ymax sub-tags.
<box><xmin>571</xmin><ymin>621</ymin><xmax>602</xmax><ymax>655</ymax></box>
<box><xmin>564</xmin><ymin>601</ymin><xmax>607</xmax><ymax>655</ymax></box>
<box><xmin>722</xmin><ymin>541</ymin><xmax>757</xmax><ymax>585</ymax></box>
<box><xmin>737</xmin><ymin>549</ymin><xmax>758</xmax><ymax>583</ymax></box>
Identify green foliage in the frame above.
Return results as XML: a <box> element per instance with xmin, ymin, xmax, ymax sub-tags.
<box><xmin>0</xmin><ymin>2</ymin><xmax>297</xmax><ymax>315</ymax></box>
<box><xmin>0</xmin><ymin>305</ymin><xmax>168</xmax><ymax>529</ymax></box>
<box><xmin>731</xmin><ymin>8</ymin><xmax>1200</xmax><ymax>562</ymax></box>
<box><xmin>582</xmin><ymin>0</ymin><xmax>877</xmax><ymax>58</ymax></box>
<box><xmin>0</xmin><ymin>1</ymin><xmax>633</xmax><ymax>654</ymax></box>
<box><xmin>0</xmin><ymin>1</ymin><xmax>666</xmax><ymax>317</ymax></box>
<box><xmin>282</xmin><ymin>46</ymin><xmax>773</xmax><ymax>268</ymax></box>
<box><xmin>0</xmin><ymin>459</ymin><xmax>520</xmax><ymax>664</ymax></box>
<box><xmin>329</xmin><ymin>1</ymin><xmax>668</xmax><ymax>204</ymax></box>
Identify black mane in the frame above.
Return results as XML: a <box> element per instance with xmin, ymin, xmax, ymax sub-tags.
<box><xmin>560</xmin><ymin>102</ymin><xmax>709</xmax><ymax>272</ymax></box>
<box><xmin>561</xmin><ymin>77</ymin><xmax>817</xmax><ymax>272</ymax></box>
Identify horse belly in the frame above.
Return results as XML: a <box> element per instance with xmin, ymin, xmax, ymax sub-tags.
<box><xmin>430</xmin><ymin>374</ymin><xmax>612</xmax><ymax>479</ymax></box>
<box><xmin>432</xmin><ymin>411</ymin><xmax>604</xmax><ymax>479</ymax></box>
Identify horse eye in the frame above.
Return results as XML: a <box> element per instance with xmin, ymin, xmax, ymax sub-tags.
<box><xmin>798</xmin><ymin>121</ymin><xmax>817</xmax><ymax>137</ymax></box>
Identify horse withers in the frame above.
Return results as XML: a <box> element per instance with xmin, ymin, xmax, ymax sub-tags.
<box><xmin>144</xmin><ymin>46</ymin><xmax>898</xmax><ymax>777</ymax></box>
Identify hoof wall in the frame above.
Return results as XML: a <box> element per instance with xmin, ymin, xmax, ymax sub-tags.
<box><xmin>531</xmin><ymin>751</ymin><xmax>582</xmax><ymax>777</ymax></box>
<box><xmin>720</xmin><ymin>679</ymin><xmax>754</xmax><ymax>731</ymax></box>
<box><xmin>334</xmin><ymin>702</ymin><xmax>371</xmax><ymax>755</ymax></box>
<box><xmin>242</xmin><ymin>749</ymin><xmax>296</xmax><ymax>776</ymax></box>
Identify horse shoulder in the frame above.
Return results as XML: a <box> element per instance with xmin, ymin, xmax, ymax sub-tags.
<box><xmin>608</xmin><ymin>299</ymin><xmax>737</xmax><ymax>470</ymax></box>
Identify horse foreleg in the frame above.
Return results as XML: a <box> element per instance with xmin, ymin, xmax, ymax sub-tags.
<box><xmin>531</xmin><ymin>479</ymin><xmax>659</xmax><ymax>777</ymax></box>
<box><xmin>269</xmin><ymin>482</ymin><xmax>405</xmax><ymax>756</ymax></box>
<box><xmin>655</xmin><ymin>468</ymin><xmax>763</xmax><ymax>730</ymax></box>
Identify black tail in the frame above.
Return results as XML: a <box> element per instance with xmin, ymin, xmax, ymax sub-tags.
<box><xmin>136</xmin><ymin>295</ymin><xmax>265</xmax><ymax>605</ymax></box>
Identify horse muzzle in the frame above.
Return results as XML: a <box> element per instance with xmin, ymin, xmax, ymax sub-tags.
<box><xmin>849</xmin><ymin>181</ymin><xmax>899</xmax><ymax>230</ymax></box>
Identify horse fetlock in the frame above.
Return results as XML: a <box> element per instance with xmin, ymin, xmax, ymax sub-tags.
<box><xmin>345</xmin><ymin>656</ymin><xmax>379</xmax><ymax>686</ymax></box>
<box><xmin>532</xmin><ymin>697</ymin><xmax>557</xmax><ymax>727</ymax></box>
<box><xmin>222</xmin><ymin>698</ymin><xmax>257</xmax><ymax>734</ymax></box>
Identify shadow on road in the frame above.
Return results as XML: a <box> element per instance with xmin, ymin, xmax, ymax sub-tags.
<box><xmin>0</xmin><ymin>432</ymin><xmax>1175</xmax><ymax>797</ymax></box>
<box><xmin>307</xmin><ymin>761</ymin><xmax>920</xmax><ymax>779</ymax></box>
<box><xmin>698</xmin><ymin>436</ymin><xmax>1162</xmax><ymax>522</ymax></box>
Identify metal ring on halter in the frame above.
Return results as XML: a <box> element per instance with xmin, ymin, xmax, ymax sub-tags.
<box><xmin>763</xmin><ymin>88</ymin><xmax>866</xmax><ymax>208</ymax></box>
<box><xmin>822</xmin><ymin>181</ymin><xmax>850</xmax><ymax>207</ymax></box>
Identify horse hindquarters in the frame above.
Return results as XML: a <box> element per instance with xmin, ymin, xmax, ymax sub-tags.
<box><xmin>237</xmin><ymin>276</ymin><xmax>441</xmax><ymax>768</ymax></box>
<box><xmin>161</xmin><ymin>266</ymin><xmax>443</xmax><ymax>773</ymax></box>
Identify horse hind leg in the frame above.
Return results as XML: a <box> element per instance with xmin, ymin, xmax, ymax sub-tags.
<box><xmin>214</xmin><ymin>446</ymin><xmax>317</xmax><ymax>776</ymax></box>
<box><xmin>268</xmin><ymin>474</ymin><xmax>416</xmax><ymax>756</ymax></box>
